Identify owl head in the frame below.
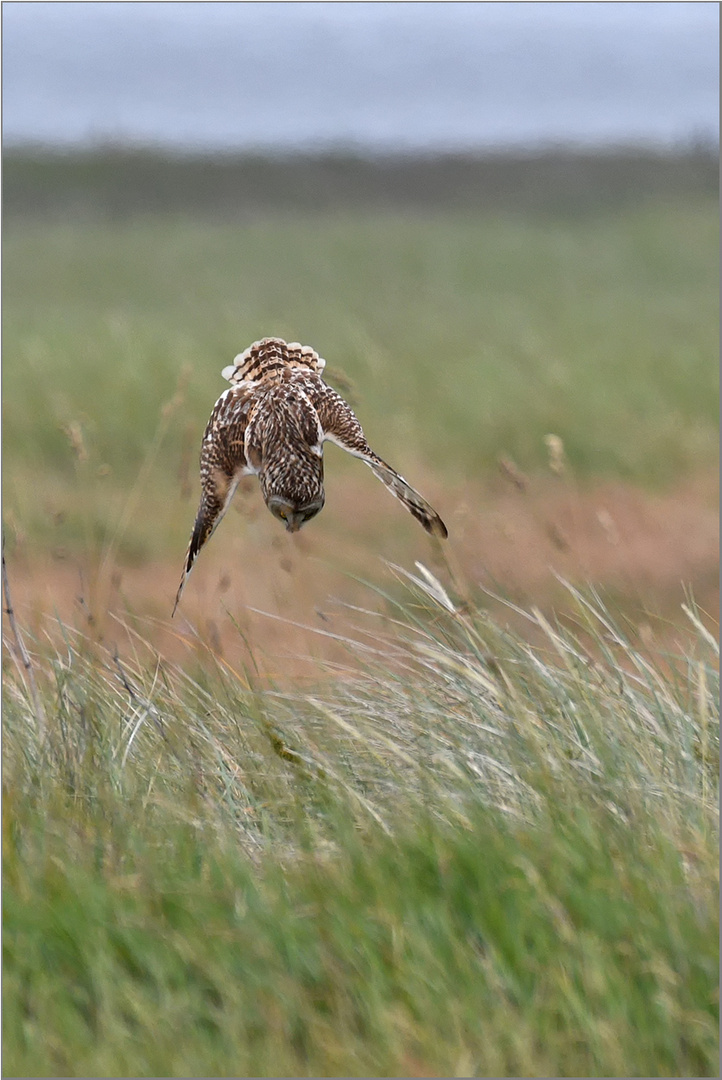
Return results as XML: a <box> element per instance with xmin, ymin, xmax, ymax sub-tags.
<box><xmin>259</xmin><ymin>450</ymin><xmax>325</xmax><ymax>533</ymax></box>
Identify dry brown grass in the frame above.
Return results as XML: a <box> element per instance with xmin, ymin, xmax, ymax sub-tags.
<box><xmin>6</xmin><ymin>468</ymin><xmax>718</xmax><ymax>679</ymax></box>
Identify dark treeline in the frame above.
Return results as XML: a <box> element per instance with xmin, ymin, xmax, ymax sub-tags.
<box><xmin>3</xmin><ymin>144</ymin><xmax>718</xmax><ymax>221</ymax></box>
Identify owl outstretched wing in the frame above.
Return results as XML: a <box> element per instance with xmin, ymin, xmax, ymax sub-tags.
<box><xmin>173</xmin><ymin>386</ymin><xmax>255</xmax><ymax>615</ymax></box>
<box><xmin>313</xmin><ymin>383</ymin><xmax>448</xmax><ymax>539</ymax></box>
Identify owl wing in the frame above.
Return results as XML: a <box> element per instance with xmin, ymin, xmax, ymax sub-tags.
<box><xmin>313</xmin><ymin>382</ymin><xmax>448</xmax><ymax>539</ymax></box>
<box><xmin>173</xmin><ymin>387</ymin><xmax>255</xmax><ymax>615</ymax></box>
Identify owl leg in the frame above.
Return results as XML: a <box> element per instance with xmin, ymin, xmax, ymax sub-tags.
<box><xmin>172</xmin><ymin>472</ymin><xmax>240</xmax><ymax>616</ymax></box>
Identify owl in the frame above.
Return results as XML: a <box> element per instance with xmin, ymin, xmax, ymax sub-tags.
<box><xmin>173</xmin><ymin>338</ymin><xmax>447</xmax><ymax>613</ymax></box>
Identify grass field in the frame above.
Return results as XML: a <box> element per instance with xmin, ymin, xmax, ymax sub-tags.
<box><xmin>3</xmin><ymin>575</ymin><xmax>719</xmax><ymax>1077</ymax></box>
<box><xmin>3</xmin><ymin>201</ymin><xmax>718</xmax><ymax>565</ymax></box>
<box><xmin>2</xmin><ymin>150</ymin><xmax>719</xmax><ymax>1076</ymax></box>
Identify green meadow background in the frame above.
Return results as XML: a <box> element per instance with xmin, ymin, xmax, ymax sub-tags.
<box><xmin>2</xmin><ymin>149</ymin><xmax>719</xmax><ymax>1077</ymax></box>
<box><xmin>3</xmin><ymin>148</ymin><xmax>718</xmax><ymax>561</ymax></box>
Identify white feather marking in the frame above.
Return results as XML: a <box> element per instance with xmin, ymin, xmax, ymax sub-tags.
<box><xmin>322</xmin><ymin>431</ymin><xmax>369</xmax><ymax>461</ymax></box>
<box><xmin>207</xmin><ymin>388</ymin><xmax>235</xmax><ymax>422</ymax></box>
<box><xmin>224</xmin><ymin>340</ymin><xmax>266</xmax><ymax>376</ymax></box>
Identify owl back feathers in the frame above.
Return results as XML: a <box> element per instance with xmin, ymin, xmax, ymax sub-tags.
<box><xmin>222</xmin><ymin>337</ymin><xmax>327</xmax><ymax>386</ymax></box>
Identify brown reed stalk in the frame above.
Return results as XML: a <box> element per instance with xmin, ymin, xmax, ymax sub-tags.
<box><xmin>2</xmin><ymin>542</ymin><xmax>45</xmax><ymax>740</ymax></box>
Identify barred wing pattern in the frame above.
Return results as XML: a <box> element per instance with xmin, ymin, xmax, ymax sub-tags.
<box><xmin>312</xmin><ymin>383</ymin><xmax>448</xmax><ymax>539</ymax></box>
<box><xmin>172</xmin><ymin>386</ymin><xmax>254</xmax><ymax>614</ymax></box>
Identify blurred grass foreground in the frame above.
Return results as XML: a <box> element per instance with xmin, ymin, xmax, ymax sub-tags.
<box><xmin>2</xmin><ymin>148</ymin><xmax>720</xmax><ymax>1076</ymax></box>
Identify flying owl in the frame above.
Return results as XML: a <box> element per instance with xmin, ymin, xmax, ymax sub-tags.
<box><xmin>173</xmin><ymin>338</ymin><xmax>447</xmax><ymax>613</ymax></box>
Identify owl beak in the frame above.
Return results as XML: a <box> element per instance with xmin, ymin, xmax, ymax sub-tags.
<box><xmin>267</xmin><ymin>496</ymin><xmax>321</xmax><ymax>533</ymax></box>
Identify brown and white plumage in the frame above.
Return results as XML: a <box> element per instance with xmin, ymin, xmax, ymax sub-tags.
<box><xmin>173</xmin><ymin>337</ymin><xmax>447</xmax><ymax>613</ymax></box>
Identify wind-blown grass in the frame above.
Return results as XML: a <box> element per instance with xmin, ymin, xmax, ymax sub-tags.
<box><xmin>3</xmin><ymin>151</ymin><xmax>719</xmax><ymax>1075</ymax></box>
<box><xmin>3</xmin><ymin>571</ymin><xmax>718</xmax><ymax>1077</ymax></box>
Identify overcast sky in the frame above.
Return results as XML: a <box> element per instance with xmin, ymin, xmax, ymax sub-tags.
<box><xmin>3</xmin><ymin>2</ymin><xmax>718</xmax><ymax>151</ymax></box>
